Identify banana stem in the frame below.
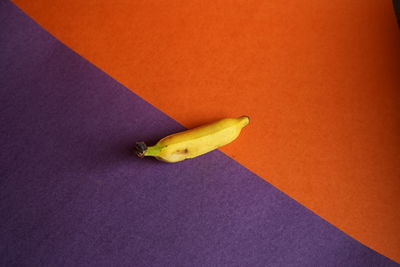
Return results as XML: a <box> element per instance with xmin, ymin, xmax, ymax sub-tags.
<box><xmin>135</xmin><ymin>142</ymin><xmax>162</xmax><ymax>158</ymax></box>
<box><xmin>144</xmin><ymin>145</ymin><xmax>163</xmax><ymax>157</ymax></box>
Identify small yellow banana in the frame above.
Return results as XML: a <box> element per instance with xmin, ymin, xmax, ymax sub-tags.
<box><xmin>135</xmin><ymin>116</ymin><xmax>250</xmax><ymax>163</ymax></box>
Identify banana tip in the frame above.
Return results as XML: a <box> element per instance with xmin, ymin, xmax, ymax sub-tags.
<box><xmin>134</xmin><ymin>142</ymin><xmax>147</xmax><ymax>158</ymax></box>
<box><xmin>240</xmin><ymin>115</ymin><xmax>250</xmax><ymax>124</ymax></box>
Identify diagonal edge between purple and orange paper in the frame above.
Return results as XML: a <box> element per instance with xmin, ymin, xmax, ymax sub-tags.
<box><xmin>0</xmin><ymin>2</ymin><xmax>399</xmax><ymax>265</ymax></box>
<box><xmin>7</xmin><ymin>0</ymin><xmax>400</xmax><ymax>262</ymax></box>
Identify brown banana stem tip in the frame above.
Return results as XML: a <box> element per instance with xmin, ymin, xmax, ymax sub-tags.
<box><xmin>134</xmin><ymin>142</ymin><xmax>147</xmax><ymax>158</ymax></box>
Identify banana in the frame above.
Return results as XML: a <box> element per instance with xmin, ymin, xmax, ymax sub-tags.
<box><xmin>135</xmin><ymin>116</ymin><xmax>250</xmax><ymax>163</ymax></box>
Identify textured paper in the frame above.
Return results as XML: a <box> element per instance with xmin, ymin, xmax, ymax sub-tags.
<box><xmin>0</xmin><ymin>2</ymin><xmax>398</xmax><ymax>266</ymax></box>
<box><xmin>11</xmin><ymin>0</ymin><xmax>400</xmax><ymax>260</ymax></box>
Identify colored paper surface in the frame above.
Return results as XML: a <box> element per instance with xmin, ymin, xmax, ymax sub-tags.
<box><xmin>11</xmin><ymin>0</ymin><xmax>400</xmax><ymax>261</ymax></box>
<box><xmin>0</xmin><ymin>2</ymin><xmax>398</xmax><ymax>266</ymax></box>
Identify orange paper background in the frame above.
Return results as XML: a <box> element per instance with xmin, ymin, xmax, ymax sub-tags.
<box><xmin>13</xmin><ymin>0</ymin><xmax>400</xmax><ymax>261</ymax></box>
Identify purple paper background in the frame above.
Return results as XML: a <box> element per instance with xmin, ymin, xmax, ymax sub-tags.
<box><xmin>0</xmin><ymin>1</ymin><xmax>398</xmax><ymax>266</ymax></box>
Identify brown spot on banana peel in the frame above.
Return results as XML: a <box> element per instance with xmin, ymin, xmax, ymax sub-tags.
<box><xmin>176</xmin><ymin>148</ymin><xmax>189</xmax><ymax>154</ymax></box>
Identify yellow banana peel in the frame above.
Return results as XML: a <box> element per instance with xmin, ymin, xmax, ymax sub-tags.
<box><xmin>135</xmin><ymin>116</ymin><xmax>250</xmax><ymax>163</ymax></box>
